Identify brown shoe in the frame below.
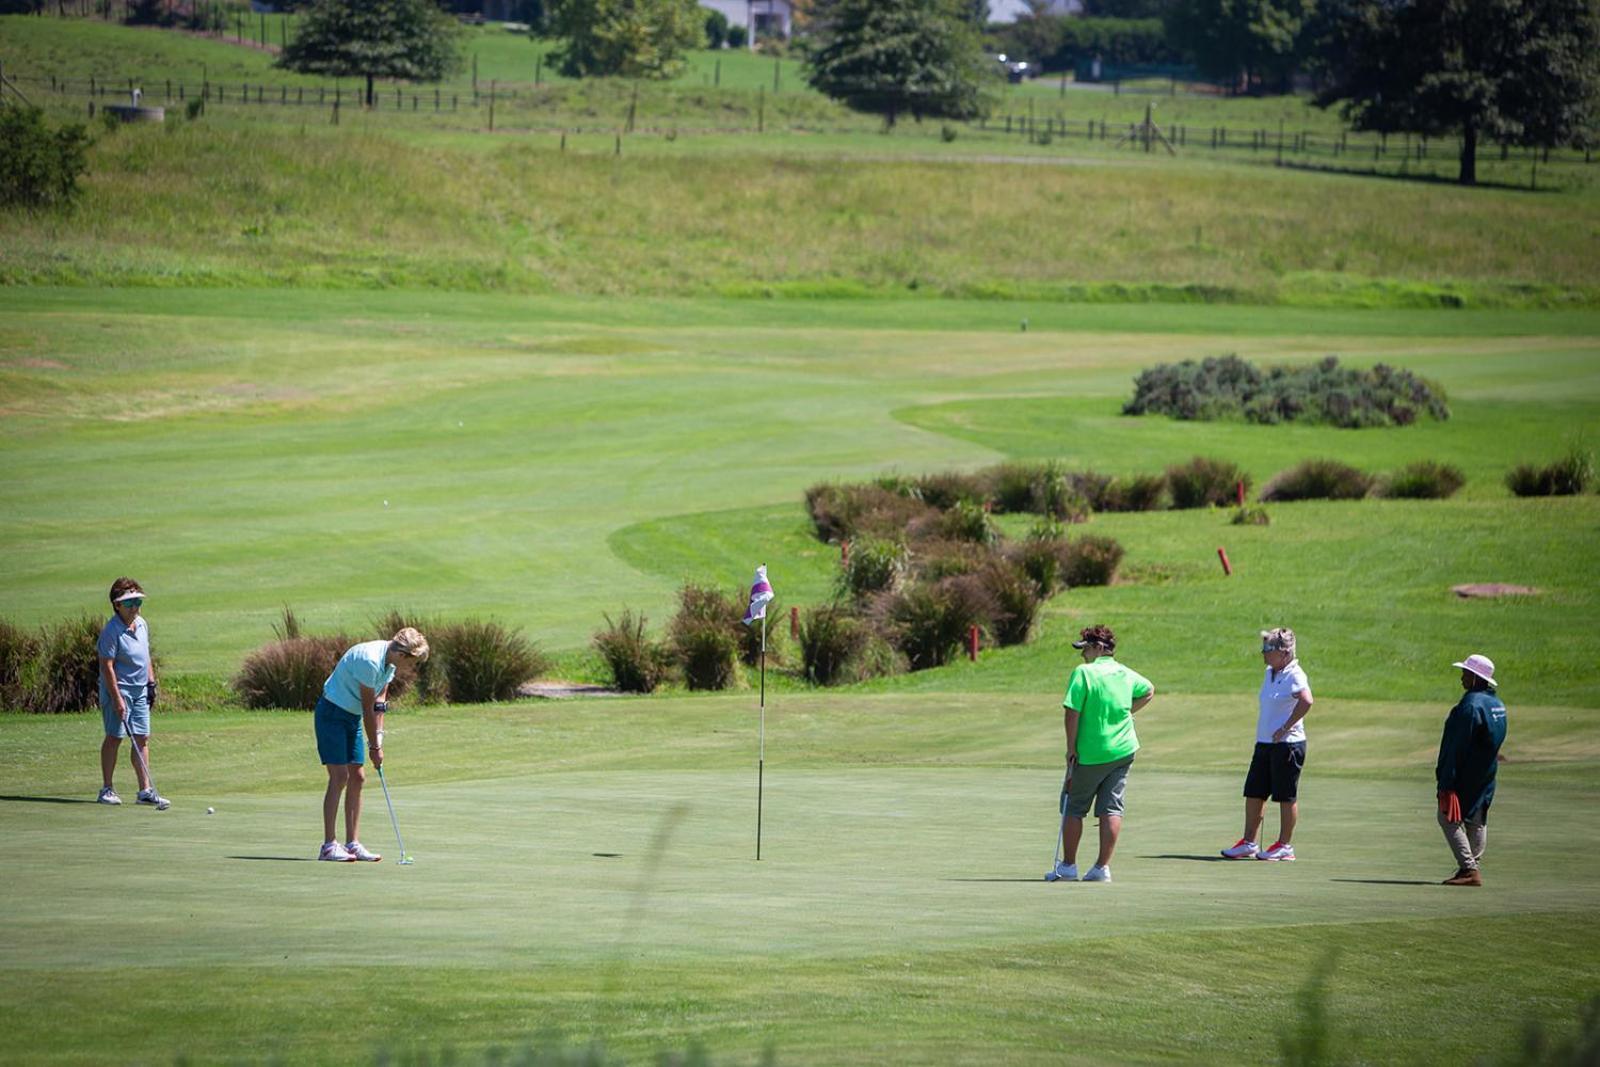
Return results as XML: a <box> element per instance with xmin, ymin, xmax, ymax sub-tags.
<box><xmin>1443</xmin><ymin>869</ymin><xmax>1483</xmax><ymax>886</ymax></box>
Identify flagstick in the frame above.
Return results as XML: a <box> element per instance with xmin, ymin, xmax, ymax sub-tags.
<box><xmin>757</xmin><ymin>610</ymin><xmax>766</xmax><ymax>861</ymax></box>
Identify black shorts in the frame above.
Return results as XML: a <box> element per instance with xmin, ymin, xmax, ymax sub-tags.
<box><xmin>1243</xmin><ymin>741</ymin><xmax>1305</xmax><ymax>803</ymax></box>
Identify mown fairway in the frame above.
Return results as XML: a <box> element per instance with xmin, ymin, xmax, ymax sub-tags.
<box><xmin>3</xmin><ymin>14</ymin><xmax>1600</xmax><ymax>1067</ymax></box>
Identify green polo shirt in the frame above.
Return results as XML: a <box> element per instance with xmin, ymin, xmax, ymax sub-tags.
<box><xmin>1063</xmin><ymin>655</ymin><xmax>1152</xmax><ymax>765</ymax></box>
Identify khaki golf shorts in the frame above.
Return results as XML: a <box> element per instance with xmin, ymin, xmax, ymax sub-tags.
<box><xmin>1064</xmin><ymin>755</ymin><xmax>1135</xmax><ymax>819</ymax></box>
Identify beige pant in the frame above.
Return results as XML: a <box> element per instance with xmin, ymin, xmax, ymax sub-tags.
<box><xmin>1438</xmin><ymin>810</ymin><xmax>1486</xmax><ymax>871</ymax></box>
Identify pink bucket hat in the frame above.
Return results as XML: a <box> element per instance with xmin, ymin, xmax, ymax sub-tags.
<box><xmin>1451</xmin><ymin>653</ymin><xmax>1496</xmax><ymax>687</ymax></box>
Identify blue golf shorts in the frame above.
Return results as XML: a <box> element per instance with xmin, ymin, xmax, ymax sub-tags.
<box><xmin>314</xmin><ymin>696</ymin><xmax>366</xmax><ymax>766</ymax></box>
<box><xmin>100</xmin><ymin>682</ymin><xmax>150</xmax><ymax>738</ymax></box>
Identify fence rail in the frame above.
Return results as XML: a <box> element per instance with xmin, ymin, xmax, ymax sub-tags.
<box><xmin>8</xmin><ymin>71</ymin><xmax>1596</xmax><ymax>170</ymax></box>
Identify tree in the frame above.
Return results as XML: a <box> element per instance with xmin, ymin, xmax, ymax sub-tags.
<box><xmin>546</xmin><ymin>0</ymin><xmax>704</xmax><ymax>78</ymax></box>
<box><xmin>805</xmin><ymin>0</ymin><xmax>996</xmax><ymax>128</ymax></box>
<box><xmin>703</xmin><ymin>5</ymin><xmax>729</xmax><ymax>48</ymax></box>
<box><xmin>0</xmin><ymin>107</ymin><xmax>92</xmax><ymax>210</ymax></box>
<box><xmin>278</xmin><ymin>0</ymin><xmax>462</xmax><ymax>108</ymax></box>
<box><xmin>1164</xmin><ymin>0</ymin><xmax>1315</xmax><ymax>93</ymax></box>
<box><xmin>1314</xmin><ymin>0</ymin><xmax>1600</xmax><ymax>185</ymax></box>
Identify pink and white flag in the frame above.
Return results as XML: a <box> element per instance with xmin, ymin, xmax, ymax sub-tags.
<box><xmin>742</xmin><ymin>565</ymin><xmax>775</xmax><ymax>626</ymax></box>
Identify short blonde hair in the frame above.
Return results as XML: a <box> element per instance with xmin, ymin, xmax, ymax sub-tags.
<box><xmin>391</xmin><ymin>627</ymin><xmax>430</xmax><ymax>663</ymax></box>
<box><xmin>1260</xmin><ymin>627</ymin><xmax>1296</xmax><ymax>654</ymax></box>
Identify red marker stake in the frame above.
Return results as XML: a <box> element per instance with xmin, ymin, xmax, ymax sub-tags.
<box><xmin>1217</xmin><ymin>547</ymin><xmax>1233</xmax><ymax>576</ymax></box>
<box><xmin>968</xmin><ymin>625</ymin><xmax>980</xmax><ymax>661</ymax></box>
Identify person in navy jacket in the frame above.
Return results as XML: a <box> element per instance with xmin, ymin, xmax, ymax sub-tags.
<box><xmin>1436</xmin><ymin>653</ymin><xmax>1508</xmax><ymax>886</ymax></box>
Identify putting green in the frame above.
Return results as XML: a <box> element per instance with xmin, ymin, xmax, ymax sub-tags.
<box><xmin>2</xmin><ymin>694</ymin><xmax>1596</xmax><ymax>1064</ymax></box>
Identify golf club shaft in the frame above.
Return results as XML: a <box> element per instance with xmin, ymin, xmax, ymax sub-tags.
<box><xmin>377</xmin><ymin>766</ymin><xmax>407</xmax><ymax>858</ymax></box>
<box><xmin>1053</xmin><ymin>764</ymin><xmax>1072</xmax><ymax>865</ymax></box>
<box><xmin>122</xmin><ymin>713</ymin><xmax>158</xmax><ymax>797</ymax></box>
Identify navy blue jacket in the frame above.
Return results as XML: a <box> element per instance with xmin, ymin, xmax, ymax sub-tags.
<box><xmin>1436</xmin><ymin>689</ymin><xmax>1507</xmax><ymax>821</ymax></box>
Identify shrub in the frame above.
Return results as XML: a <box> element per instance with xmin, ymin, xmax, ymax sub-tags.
<box><xmin>839</xmin><ymin>537</ymin><xmax>908</xmax><ymax>599</ymax></box>
<box><xmin>914</xmin><ymin>470</ymin><xmax>987</xmax><ymax>511</ymax></box>
<box><xmin>938</xmin><ymin>499</ymin><xmax>1000</xmax><ymax>545</ymax></box>
<box><xmin>27</xmin><ymin>616</ymin><xmax>102</xmax><ymax>714</ymax></box>
<box><xmin>1062</xmin><ymin>536</ymin><xmax>1125</xmax><ymax>588</ymax></box>
<box><xmin>594</xmin><ymin>610</ymin><xmax>671</xmax><ymax>694</ymax></box>
<box><xmin>1506</xmin><ymin>447</ymin><xmax>1594</xmax><ymax>497</ymax></box>
<box><xmin>0</xmin><ymin>619</ymin><xmax>40</xmax><ymax>710</ymax></box>
<box><xmin>668</xmin><ymin>586</ymin><xmax>740</xmax><ymax>691</ymax></box>
<box><xmin>432</xmin><ymin>619</ymin><xmax>549</xmax><ymax>703</ymax></box>
<box><xmin>880</xmin><ymin>577</ymin><xmax>993</xmax><ymax>670</ymax></box>
<box><xmin>915</xmin><ymin>538</ymin><xmax>988</xmax><ymax>581</ymax></box>
<box><xmin>1009</xmin><ymin>535</ymin><xmax>1065</xmax><ymax>597</ymax></box>
<box><xmin>1380</xmin><ymin>461</ymin><xmax>1466</xmax><ymax>499</ymax></box>
<box><xmin>1126</xmin><ymin>354</ymin><xmax>1449</xmax><ymax>428</ymax></box>
<box><xmin>1166</xmin><ymin>455</ymin><xmax>1250</xmax><ymax>509</ymax></box>
<box><xmin>805</xmin><ymin>482</ymin><xmax>934</xmax><ymax>542</ymax></box>
<box><xmin>798</xmin><ymin>603</ymin><xmax>870</xmax><ymax>686</ymax></box>
<box><xmin>1231</xmin><ymin>506</ymin><xmax>1271</xmax><ymax>526</ymax></box>
<box><xmin>234</xmin><ymin>635</ymin><xmax>350</xmax><ymax>711</ymax></box>
<box><xmin>1102</xmin><ymin>473</ymin><xmax>1167</xmax><ymax>511</ymax></box>
<box><xmin>0</xmin><ymin>107</ymin><xmax>93</xmax><ymax>210</ymax></box>
<box><xmin>1259</xmin><ymin>459</ymin><xmax>1374</xmax><ymax>502</ymax></box>
<box><xmin>987</xmin><ymin>462</ymin><xmax>1089</xmax><ymax>521</ymax></box>
<box><xmin>703</xmin><ymin>6</ymin><xmax>729</xmax><ymax>47</ymax></box>
<box><xmin>976</xmin><ymin>559</ymin><xmax>1042</xmax><ymax>646</ymax></box>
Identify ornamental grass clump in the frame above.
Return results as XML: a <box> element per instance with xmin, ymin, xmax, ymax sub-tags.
<box><xmin>839</xmin><ymin>537</ymin><xmax>908</xmax><ymax>600</ymax></box>
<box><xmin>593</xmin><ymin>610</ymin><xmax>672</xmax><ymax>694</ymax></box>
<box><xmin>26</xmin><ymin>616</ymin><xmax>108</xmax><ymax>714</ymax></box>
<box><xmin>1506</xmin><ymin>447</ymin><xmax>1594</xmax><ymax>497</ymax></box>
<box><xmin>1062</xmin><ymin>536</ymin><xmax>1125</xmax><ymax>588</ymax></box>
<box><xmin>668</xmin><ymin>585</ymin><xmax>741</xmax><ymax>691</ymax></box>
<box><xmin>431</xmin><ymin>619</ymin><xmax>549</xmax><ymax>703</ymax></box>
<box><xmin>1379</xmin><ymin>461</ymin><xmax>1466</xmax><ymax>499</ymax></box>
<box><xmin>1259</xmin><ymin>459</ymin><xmax>1374</xmax><ymax>502</ymax></box>
<box><xmin>798</xmin><ymin>603</ymin><xmax>871</xmax><ymax>686</ymax></box>
<box><xmin>234</xmin><ymin>634</ymin><xmax>351</xmax><ymax>710</ymax></box>
<box><xmin>879</xmin><ymin>576</ymin><xmax>993</xmax><ymax>670</ymax></box>
<box><xmin>1166</xmin><ymin>455</ymin><xmax>1250</xmax><ymax>509</ymax></box>
<box><xmin>975</xmin><ymin>559</ymin><xmax>1042</xmax><ymax>646</ymax></box>
<box><xmin>0</xmin><ymin>619</ymin><xmax>40</xmax><ymax>711</ymax></box>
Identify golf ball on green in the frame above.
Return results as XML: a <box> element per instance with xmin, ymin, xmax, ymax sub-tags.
<box><xmin>206</xmin><ymin>806</ymin><xmax>215</xmax><ymax>815</ymax></box>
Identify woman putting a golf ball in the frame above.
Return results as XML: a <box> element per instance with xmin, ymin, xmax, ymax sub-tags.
<box><xmin>313</xmin><ymin>627</ymin><xmax>428</xmax><ymax>862</ymax></box>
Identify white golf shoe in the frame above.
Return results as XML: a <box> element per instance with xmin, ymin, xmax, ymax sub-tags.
<box><xmin>345</xmin><ymin>841</ymin><xmax>382</xmax><ymax>862</ymax></box>
<box><xmin>136</xmin><ymin>788</ymin><xmax>170</xmax><ymax>811</ymax></box>
<box><xmin>1221</xmin><ymin>838</ymin><xmax>1260</xmax><ymax>860</ymax></box>
<box><xmin>1082</xmin><ymin>865</ymin><xmax>1112</xmax><ymax>882</ymax></box>
<box><xmin>1257</xmin><ymin>841</ymin><xmax>1296</xmax><ymax>862</ymax></box>
<box><xmin>1044</xmin><ymin>862</ymin><xmax>1078</xmax><ymax>882</ymax></box>
<box><xmin>97</xmin><ymin>787</ymin><xmax>122</xmax><ymax>805</ymax></box>
<box><xmin>318</xmin><ymin>841</ymin><xmax>354</xmax><ymax>862</ymax></box>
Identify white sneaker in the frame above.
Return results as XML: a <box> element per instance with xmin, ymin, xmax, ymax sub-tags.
<box><xmin>1221</xmin><ymin>838</ymin><xmax>1259</xmax><ymax>860</ymax></box>
<box><xmin>318</xmin><ymin>841</ymin><xmax>354</xmax><ymax>862</ymax></box>
<box><xmin>1044</xmin><ymin>862</ymin><xmax>1078</xmax><ymax>882</ymax></box>
<box><xmin>97</xmin><ymin>787</ymin><xmax>122</xmax><ymax>805</ymax></box>
<box><xmin>1258</xmin><ymin>841</ymin><xmax>1296</xmax><ymax>862</ymax></box>
<box><xmin>136</xmin><ymin>788</ymin><xmax>170</xmax><ymax>811</ymax></box>
<box><xmin>345</xmin><ymin>840</ymin><xmax>382</xmax><ymax>862</ymax></box>
<box><xmin>1082</xmin><ymin>865</ymin><xmax>1112</xmax><ymax>882</ymax></box>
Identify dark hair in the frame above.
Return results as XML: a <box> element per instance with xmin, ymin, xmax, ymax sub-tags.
<box><xmin>1079</xmin><ymin>624</ymin><xmax>1116</xmax><ymax>652</ymax></box>
<box><xmin>108</xmin><ymin>576</ymin><xmax>144</xmax><ymax>603</ymax></box>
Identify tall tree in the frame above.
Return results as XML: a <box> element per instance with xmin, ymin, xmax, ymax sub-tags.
<box><xmin>1314</xmin><ymin>0</ymin><xmax>1600</xmax><ymax>185</ymax></box>
<box><xmin>278</xmin><ymin>0</ymin><xmax>461</xmax><ymax>108</ymax></box>
<box><xmin>1164</xmin><ymin>0</ymin><xmax>1314</xmax><ymax>93</ymax></box>
<box><xmin>547</xmin><ymin>0</ymin><xmax>704</xmax><ymax>79</ymax></box>
<box><xmin>806</xmin><ymin>0</ymin><xmax>996</xmax><ymax>128</ymax></box>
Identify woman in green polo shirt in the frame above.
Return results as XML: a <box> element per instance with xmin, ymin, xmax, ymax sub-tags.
<box><xmin>1046</xmin><ymin>624</ymin><xmax>1155</xmax><ymax>884</ymax></box>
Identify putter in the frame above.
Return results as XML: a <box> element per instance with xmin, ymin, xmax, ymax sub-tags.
<box><xmin>376</xmin><ymin>766</ymin><xmax>415</xmax><ymax>865</ymax></box>
<box><xmin>1052</xmin><ymin>761</ymin><xmax>1073</xmax><ymax>866</ymax></box>
<box><xmin>121</xmin><ymin>713</ymin><xmax>169</xmax><ymax>810</ymax></box>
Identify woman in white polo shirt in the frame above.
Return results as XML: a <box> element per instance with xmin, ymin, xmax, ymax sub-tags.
<box><xmin>1221</xmin><ymin>627</ymin><xmax>1313</xmax><ymax>862</ymax></box>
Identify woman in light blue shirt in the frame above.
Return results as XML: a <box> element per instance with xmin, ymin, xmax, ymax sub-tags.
<box><xmin>96</xmin><ymin>577</ymin><xmax>165</xmax><ymax>808</ymax></box>
<box><xmin>314</xmin><ymin>627</ymin><xmax>429</xmax><ymax>862</ymax></box>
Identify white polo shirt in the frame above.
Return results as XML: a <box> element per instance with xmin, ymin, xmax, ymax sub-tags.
<box><xmin>1257</xmin><ymin>659</ymin><xmax>1311</xmax><ymax>743</ymax></box>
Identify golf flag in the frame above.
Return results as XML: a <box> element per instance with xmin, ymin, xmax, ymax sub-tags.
<box><xmin>743</xmin><ymin>565</ymin><xmax>774</xmax><ymax>626</ymax></box>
